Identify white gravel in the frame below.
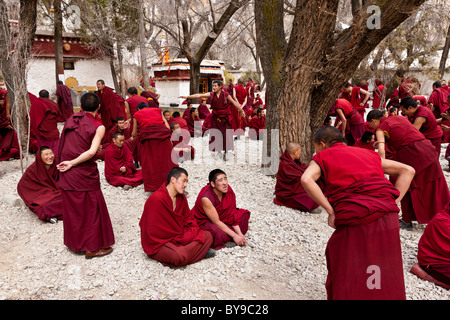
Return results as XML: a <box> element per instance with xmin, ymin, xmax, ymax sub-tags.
<box><xmin>0</xmin><ymin>130</ymin><xmax>449</xmax><ymax>300</ymax></box>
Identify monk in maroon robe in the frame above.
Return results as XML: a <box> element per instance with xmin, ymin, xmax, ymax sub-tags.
<box><xmin>301</xmin><ymin>125</ymin><xmax>415</xmax><ymax>300</ymax></box>
<box><xmin>231</xmin><ymin>78</ymin><xmax>248</xmax><ymax>136</ymax></box>
<box><xmin>57</xmin><ymin>92</ymin><xmax>115</xmax><ymax>259</ymax></box>
<box><xmin>170</xmin><ymin>122</ymin><xmax>195</xmax><ymax>162</ymax></box>
<box><xmin>202</xmin><ymin>113</ymin><xmax>212</xmax><ymax>136</ymax></box>
<box><xmin>198</xmin><ymin>99</ymin><xmax>211</xmax><ymax>120</ymax></box>
<box><xmin>96</xmin><ymin>80</ymin><xmax>125</xmax><ymax>131</ymax></box>
<box><xmin>428</xmin><ymin>81</ymin><xmax>449</xmax><ymax>119</ymax></box>
<box><xmin>179</xmin><ymin>80</ymin><xmax>244</xmax><ymax>160</ymax></box>
<box><xmin>400</xmin><ymin>96</ymin><xmax>443</xmax><ymax>158</ymax></box>
<box><xmin>140</xmin><ymin>90</ymin><xmax>160</xmax><ymax>108</ymax></box>
<box><xmin>182</xmin><ymin>101</ymin><xmax>193</xmax><ymax>120</ymax></box>
<box><xmin>353</xmin><ymin>131</ymin><xmax>376</xmax><ymax>151</ymax></box>
<box><xmin>248</xmin><ymin>108</ymin><xmax>265</xmax><ymax>140</ymax></box>
<box><xmin>333</xmin><ymin>98</ymin><xmax>365</xmax><ymax>146</ymax></box>
<box><xmin>0</xmin><ymin>89</ymin><xmax>20</xmax><ymax>161</ymax></box>
<box><xmin>186</xmin><ymin>107</ymin><xmax>202</xmax><ymax>137</ymax></box>
<box><xmin>126</xmin><ymin>87</ymin><xmax>148</xmax><ymax>118</ymax></box>
<box><xmin>132</xmin><ymin>106</ymin><xmax>177</xmax><ymax>192</ymax></box>
<box><xmin>339</xmin><ymin>83</ymin><xmax>370</xmax><ymax>118</ymax></box>
<box><xmin>367</xmin><ymin>109</ymin><xmax>450</xmax><ymax>228</ymax></box>
<box><xmin>17</xmin><ymin>146</ymin><xmax>62</xmax><ymax>223</ymax></box>
<box><xmin>139</xmin><ymin>167</ymin><xmax>215</xmax><ymax>267</ymax></box>
<box><xmin>372</xmin><ymin>79</ymin><xmax>385</xmax><ymax>110</ymax></box>
<box><xmin>410</xmin><ymin>205</ymin><xmax>450</xmax><ymax>289</ymax></box>
<box><xmin>55</xmin><ymin>81</ymin><xmax>73</xmax><ymax>122</ymax></box>
<box><xmin>104</xmin><ymin>131</ymin><xmax>143</xmax><ymax>188</ymax></box>
<box><xmin>274</xmin><ymin>142</ymin><xmax>319</xmax><ymax>212</ymax></box>
<box><xmin>29</xmin><ymin>90</ymin><xmax>61</xmax><ymax>154</ymax></box>
<box><xmin>192</xmin><ymin>169</ymin><xmax>251</xmax><ymax>250</ymax></box>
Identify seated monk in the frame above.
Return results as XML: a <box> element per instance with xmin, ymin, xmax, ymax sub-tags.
<box><xmin>104</xmin><ymin>132</ymin><xmax>143</xmax><ymax>189</ymax></box>
<box><xmin>202</xmin><ymin>113</ymin><xmax>212</xmax><ymax>136</ymax></box>
<box><xmin>354</xmin><ymin>131</ymin><xmax>377</xmax><ymax>151</ymax></box>
<box><xmin>163</xmin><ymin>110</ymin><xmax>172</xmax><ymax>123</ymax></box>
<box><xmin>410</xmin><ymin>204</ymin><xmax>450</xmax><ymax>290</ymax></box>
<box><xmin>192</xmin><ymin>169</ymin><xmax>251</xmax><ymax>250</ymax></box>
<box><xmin>132</xmin><ymin>104</ymin><xmax>177</xmax><ymax>193</ymax></box>
<box><xmin>248</xmin><ymin>107</ymin><xmax>265</xmax><ymax>140</ymax></box>
<box><xmin>301</xmin><ymin>125</ymin><xmax>415</xmax><ymax>300</ymax></box>
<box><xmin>198</xmin><ymin>98</ymin><xmax>211</xmax><ymax>120</ymax></box>
<box><xmin>17</xmin><ymin>146</ymin><xmax>63</xmax><ymax>223</ymax></box>
<box><xmin>274</xmin><ymin>142</ymin><xmax>320</xmax><ymax>213</ymax></box>
<box><xmin>139</xmin><ymin>167</ymin><xmax>215</xmax><ymax>267</ymax></box>
<box><xmin>186</xmin><ymin>107</ymin><xmax>202</xmax><ymax>137</ymax></box>
<box><xmin>170</xmin><ymin>122</ymin><xmax>195</xmax><ymax>162</ymax></box>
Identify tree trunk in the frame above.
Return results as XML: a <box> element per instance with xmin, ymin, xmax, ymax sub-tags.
<box><xmin>254</xmin><ymin>0</ymin><xmax>286</xmax><ymax>175</ymax></box>
<box><xmin>439</xmin><ymin>24</ymin><xmax>450</xmax><ymax>79</ymax></box>
<box><xmin>139</xmin><ymin>0</ymin><xmax>150</xmax><ymax>90</ymax></box>
<box><xmin>54</xmin><ymin>0</ymin><xmax>64</xmax><ymax>84</ymax></box>
<box><xmin>256</xmin><ymin>0</ymin><xmax>426</xmax><ymax>166</ymax></box>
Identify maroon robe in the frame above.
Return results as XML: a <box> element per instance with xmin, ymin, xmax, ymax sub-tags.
<box><xmin>57</xmin><ymin>111</ymin><xmax>115</xmax><ymax>252</ymax></box>
<box><xmin>140</xmin><ymin>90</ymin><xmax>160</xmax><ymax>108</ymax></box>
<box><xmin>135</xmin><ymin>108</ymin><xmax>178</xmax><ymax>192</ymax></box>
<box><xmin>354</xmin><ymin>138</ymin><xmax>376</xmax><ymax>151</ymax></box>
<box><xmin>192</xmin><ymin>184</ymin><xmax>251</xmax><ymax>250</ymax></box>
<box><xmin>126</xmin><ymin>94</ymin><xmax>148</xmax><ymax>118</ymax></box>
<box><xmin>248</xmin><ymin>115</ymin><xmax>265</xmax><ymax>140</ymax></box>
<box><xmin>412</xmin><ymin>206</ymin><xmax>450</xmax><ymax>288</ymax></box>
<box><xmin>231</xmin><ymin>84</ymin><xmax>247</xmax><ymax>134</ymax></box>
<box><xmin>428</xmin><ymin>87</ymin><xmax>449</xmax><ymax>119</ymax></box>
<box><xmin>104</xmin><ymin>143</ymin><xmax>143</xmax><ymax>187</ymax></box>
<box><xmin>372</xmin><ymin>84</ymin><xmax>385</xmax><ymax>110</ymax></box>
<box><xmin>139</xmin><ymin>183</ymin><xmax>212</xmax><ymax>267</ymax></box>
<box><xmin>202</xmin><ymin>113</ymin><xmax>212</xmax><ymax>135</ymax></box>
<box><xmin>341</xmin><ymin>87</ymin><xmax>366</xmax><ymax>118</ymax></box>
<box><xmin>198</xmin><ymin>102</ymin><xmax>211</xmax><ymax>120</ymax></box>
<box><xmin>377</xmin><ymin>116</ymin><xmax>450</xmax><ymax>224</ymax></box>
<box><xmin>209</xmin><ymin>90</ymin><xmax>233</xmax><ymax>152</ymax></box>
<box><xmin>96</xmin><ymin>87</ymin><xmax>124</xmax><ymax>131</ymax></box>
<box><xmin>274</xmin><ymin>150</ymin><xmax>319</xmax><ymax>212</ymax></box>
<box><xmin>0</xmin><ymin>89</ymin><xmax>20</xmax><ymax>161</ymax></box>
<box><xmin>17</xmin><ymin>152</ymin><xmax>63</xmax><ymax>222</ymax></box>
<box><xmin>55</xmin><ymin>83</ymin><xmax>73</xmax><ymax>122</ymax></box>
<box><xmin>312</xmin><ymin>142</ymin><xmax>405</xmax><ymax>300</ymax></box>
<box><xmin>334</xmin><ymin>99</ymin><xmax>365</xmax><ymax>145</ymax></box>
<box><xmin>186</xmin><ymin>113</ymin><xmax>201</xmax><ymax>137</ymax></box>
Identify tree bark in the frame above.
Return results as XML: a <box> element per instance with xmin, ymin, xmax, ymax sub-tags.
<box><xmin>439</xmin><ymin>24</ymin><xmax>450</xmax><ymax>79</ymax></box>
<box><xmin>256</xmin><ymin>0</ymin><xmax>426</xmax><ymax>167</ymax></box>
<box><xmin>54</xmin><ymin>0</ymin><xmax>64</xmax><ymax>84</ymax></box>
<box><xmin>139</xmin><ymin>0</ymin><xmax>150</xmax><ymax>90</ymax></box>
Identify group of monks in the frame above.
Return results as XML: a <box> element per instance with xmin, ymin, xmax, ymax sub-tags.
<box><xmin>4</xmin><ymin>74</ymin><xmax>450</xmax><ymax>299</ymax></box>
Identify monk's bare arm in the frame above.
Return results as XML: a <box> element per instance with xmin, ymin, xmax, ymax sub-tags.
<box><xmin>381</xmin><ymin>158</ymin><xmax>415</xmax><ymax>204</ymax></box>
<box><xmin>412</xmin><ymin>117</ymin><xmax>426</xmax><ymax>131</ymax></box>
<box><xmin>335</xmin><ymin>109</ymin><xmax>347</xmax><ymax>137</ymax></box>
<box><xmin>375</xmin><ymin>130</ymin><xmax>386</xmax><ymax>159</ymax></box>
<box><xmin>360</xmin><ymin>89</ymin><xmax>370</xmax><ymax>106</ymax></box>
<box><xmin>227</xmin><ymin>95</ymin><xmax>245</xmax><ymax>117</ymax></box>
<box><xmin>124</xmin><ymin>101</ymin><xmax>131</xmax><ymax>119</ymax></box>
<box><xmin>201</xmin><ymin>197</ymin><xmax>246</xmax><ymax>245</ymax></box>
<box><xmin>57</xmin><ymin>126</ymin><xmax>105</xmax><ymax>172</ymax></box>
<box><xmin>179</xmin><ymin>93</ymin><xmax>210</xmax><ymax>100</ymax></box>
<box><xmin>131</xmin><ymin>118</ymin><xmax>138</xmax><ymax>140</ymax></box>
<box><xmin>301</xmin><ymin>161</ymin><xmax>336</xmax><ymax>228</ymax></box>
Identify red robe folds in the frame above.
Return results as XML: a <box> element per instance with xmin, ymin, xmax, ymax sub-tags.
<box><xmin>209</xmin><ymin>90</ymin><xmax>234</xmax><ymax>152</ymax></box>
<box><xmin>57</xmin><ymin>111</ymin><xmax>115</xmax><ymax>252</ymax></box>
<box><xmin>140</xmin><ymin>90</ymin><xmax>160</xmax><ymax>108</ymax></box>
<box><xmin>198</xmin><ymin>103</ymin><xmax>211</xmax><ymax>120</ymax></box>
<box><xmin>55</xmin><ymin>84</ymin><xmax>73</xmax><ymax>121</ymax></box>
<box><xmin>29</xmin><ymin>94</ymin><xmax>60</xmax><ymax>154</ymax></box>
<box><xmin>341</xmin><ymin>87</ymin><xmax>366</xmax><ymax>118</ymax></box>
<box><xmin>139</xmin><ymin>184</ymin><xmax>212</xmax><ymax>267</ymax></box>
<box><xmin>372</xmin><ymin>84</ymin><xmax>385</xmax><ymax>110</ymax></box>
<box><xmin>248</xmin><ymin>115</ymin><xmax>265</xmax><ymax>140</ymax></box>
<box><xmin>192</xmin><ymin>184</ymin><xmax>251</xmax><ymax>250</ymax></box>
<box><xmin>104</xmin><ymin>143</ymin><xmax>143</xmax><ymax>187</ymax></box>
<box><xmin>334</xmin><ymin>99</ymin><xmax>365</xmax><ymax>145</ymax></box>
<box><xmin>17</xmin><ymin>152</ymin><xmax>63</xmax><ymax>222</ymax></box>
<box><xmin>96</xmin><ymin>87</ymin><xmax>125</xmax><ymax>131</ymax></box>
<box><xmin>126</xmin><ymin>94</ymin><xmax>148</xmax><ymax>118</ymax></box>
<box><xmin>377</xmin><ymin>116</ymin><xmax>450</xmax><ymax>224</ymax></box>
<box><xmin>413</xmin><ymin>206</ymin><xmax>450</xmax><ymax>288</ymax></box>
<box><xmin>231</xmin><ymin>84</ymin><xmax>247</xmax><ymax>134</ymax></box>
<box><xmin>274</xmin><ymin>151</ymin><xmax>319</xmax><ymax>212</ymax></box>
<box><xmin>0</xmin><ymin>90</ymin><xmax>20</xmax><ymax>161</ymax></box>
<box><xmin>312</xmin><ymin>142</ymin><xmax>405</xmax><ymax>300</ymax></box>
<box><xmin>135</xmin><ymin>108</ymin><xmax>178</xmax><ymax>192</ymax></box>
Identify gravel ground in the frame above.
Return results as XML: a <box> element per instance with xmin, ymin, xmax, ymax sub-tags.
<box><xmin>0</xmin><ymin>129</ymin><xmax>449</xmax><ymax>301</ymax></box>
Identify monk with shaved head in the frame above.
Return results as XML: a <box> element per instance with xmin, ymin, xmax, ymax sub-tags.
<box><xmin>274</xmin><ymin>142</ymin><xmax>320</xmax><ymax>213</ymax></box>
<box><xmin>301</xmin><ymin>125</ymin><xmax>415</xmax><ymax>300</ymax></box>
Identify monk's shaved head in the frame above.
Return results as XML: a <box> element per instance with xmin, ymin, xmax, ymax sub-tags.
<box><xmin>286</xmin><ymin>142</ymin><xmax>301</xmax><ymax>154</ymax></box>
<box><xmin>313</xmin><ymin>126</ymin><xmax>345</xmax><ymax>147</ymax></box>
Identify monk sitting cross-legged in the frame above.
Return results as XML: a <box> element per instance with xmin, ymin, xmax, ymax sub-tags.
<box><xmin>139</xmin><ymin>167</ymin><xmax>215</xmax><ymax>268</ymax></box>
<box><xmin>274</xmin><ymin>142</ymin><xmax>320</xmax><ymax>213</ymax></box>
<box><xmin>104</xmin><ymin>132</ymin><xmax>143</xmax><ymax>190</ymax></box>
<box><xmin>192</xmin><ymin>169</ymin><xmax>251</xmax><ymax>250</ymax></box>
<box><xmin>301</xmin><ymin>126</ymin><xmax>415</xmax><ymax>300</ymax></box>
<box><xmin>17</xmin><ymin>146</ymin><xmax>63</xmax><ymax>224</ymax></box>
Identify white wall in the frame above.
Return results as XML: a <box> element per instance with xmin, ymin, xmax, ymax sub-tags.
<box><xmin>27</xmin><ymin>58</ymin><xmax>114</xmax><ymax>97</ymax></box>
<box><xmin>155</xmin><ymin>79</ymin><xmax>190</xmax><ymax>106</ymax></box>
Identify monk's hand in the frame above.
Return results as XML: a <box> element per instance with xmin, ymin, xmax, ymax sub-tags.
<box><xmin>326</xmin><ymin>208</ymin><xmax>336</xmax><ymax>229</ymax></box>
<box><xmin>442</xmin><ymin>125</ymin><xmax>450</xmax><ymax>132</ymax></box>
<box><xmin>57</xmin><ymin>161</ymin><xmax>73</xmax><ymax>172</ymax></box>
<box><xmin>97</xmin><ymin>145</ymin><xmax>102</xmax><ymax>153</ymax></box>
<box><xmin>120</xmin><ymin>166</ymin><xmax>127</xmax><ymax>173</ymax></box>
<box><xmin>441</xmin><ymin>113</ymin><xmax>450</xmax><ymax>121</ymax></box>
<box><xmin>233</xmin><ymin>234</ymin><xmax>246</xmax><ymax>246</ymax></box>
<box><xmin>429</xmin><ymin>103</ymin><xmax>434</xmax><ymax>111</ymax></box>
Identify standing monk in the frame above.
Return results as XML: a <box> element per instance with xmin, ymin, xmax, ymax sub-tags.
<box><xmin>96</xmin><ymin>80</ymin><xmax>125</xmax><ymax>131</ymax></box>
<box><xmin>333</xmin><ymin>98</ymin><xmax>366</xmax><ymax>146</ymax></box>
<box><xmin>139</xmin><ymin>167</ymin><xmax>215</xmax><ymax>267</ymax></box>
<box><xmin>192</xmin><ymin>169</ymin><xmax>251</xmax><ymax>250</ymax></box>
<box><xmin>132</xmin><ymin>105</ymin><xmax>177</xmax><ymax>193</ymax></box>
<box><xmin>0</xmin><ymin>88</ymin><xmax>20</xmax><ymax>161</ymax></box>
<box><xmin>55</xmin><ymin>81</ymin><xmax>73</xmax><ymax>122</ymax></box>
<box><xmin>428</xmin><ymin>81</ymin><xmax>449</xmax><ymax>120</ymax></box>
<box><xmin>57</xmin><ymin>92</ymin><xmax>115</xmax><ymax>259</ymax></box>
<box><xmin>179</xmin><ymin>80</ymin><xmax>245</xmax><ymax>161</ymax></box>
<box><xmin>399</xmin><ymin>96</ymin><xmax>443</xmax><ymax>158</ymax></box>
<box><xmin>367</xmin><ymin>109</ymin><xmax>450</xmax><ymax>229</ymax></box>
<box><xmin>339</xmin><ymin>83</ymin><xmax>370</xmax><ymax>119</ymax></box>
<box><xmin>301</xmin><ymin>126</ymin><xmax>415</xmax><ymax>300</ymax></box>
<box><xmin>231</xmin><ymin>78</ymin><xmax>248</xmax><ymax>137</ymax></box>
<box><xmin>126</xmin><ymin>87</ymin><xmax>148</xmax><ymax>118</ymax></box>
<box><xmin>274</xmin><ymin>142</ymin><xmax>320</xmax><ymax>213</ymax></box>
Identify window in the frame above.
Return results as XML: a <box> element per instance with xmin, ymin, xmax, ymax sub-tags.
<box><xmin>63</xmin><ymin>61</ymin><xmax>75</xmax><ymax>70</ymax></box>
